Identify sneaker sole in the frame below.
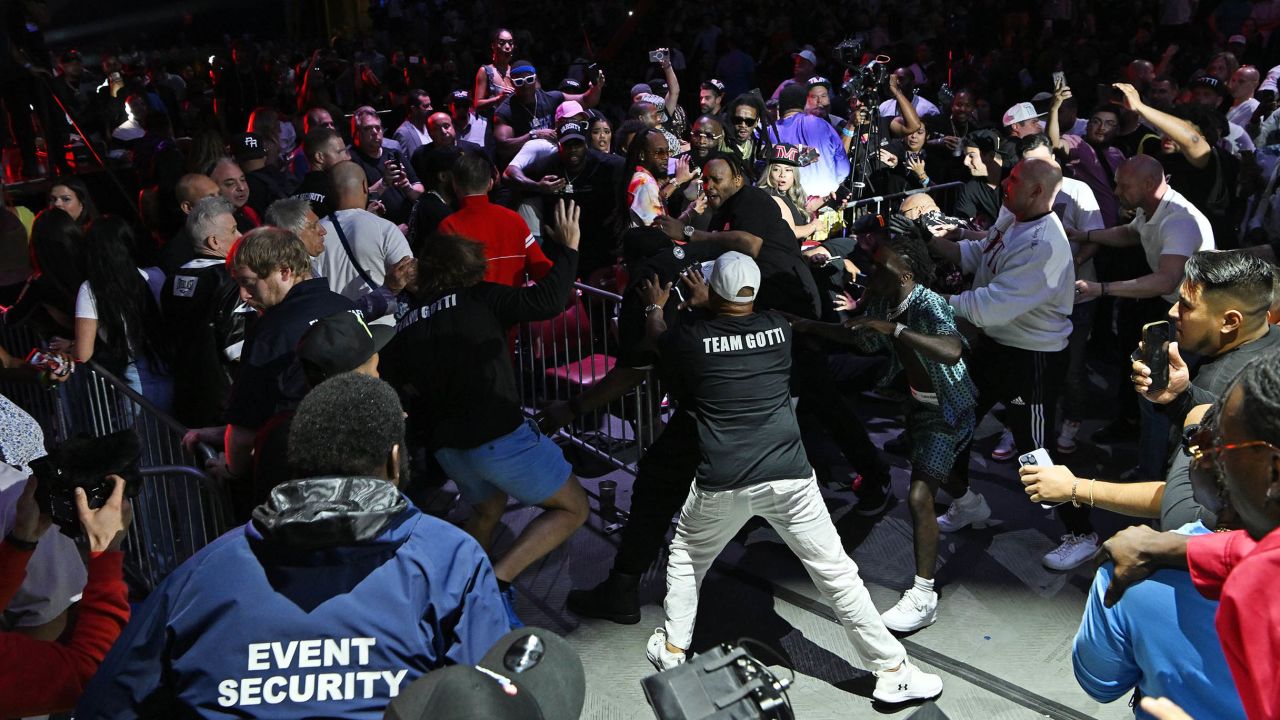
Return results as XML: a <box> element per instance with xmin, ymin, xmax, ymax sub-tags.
<box><xmin>874</xmin><ymin>684</ymin><xmax>943</xmax><ymax>704</ymax></box>
<box><xmin>1042</xmin><ymin>554</ymin><xmax>1097</xmax><ymax>572</ymax></box>
<box><xmin>936</xmin><ymin>516</ymin><xmax>994</xmax><ymax>533</ymax></box>
<box><xmin>882</xmin><ymin>611</ymin><xmax>938</xmax><ymax>633</ymax></box>
<box><xmin>854</xmin><ymin>491</ymin><xmax>894</xmax><ymax>516</ymax></box>
<box><xmin>1056</xmin><ymin>443</ymin><xmax>1077</xmax><ymax>455</ymax></box>
<box><xmin>990</xmin><ymin>450</ymin><xmax>1015</xmax><ymax>461</ymax></box>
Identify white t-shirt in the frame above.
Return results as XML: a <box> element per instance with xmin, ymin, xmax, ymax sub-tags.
<box><xmin>877</xmin><ymin>95</ymin><xmax>941</xmax><ymax>119</ymax></box>
<box><xmin>75</xmin><ymin>268</ymin><xmax>162</xmax><ymax>349</ymax></box>
<box><xmin>316</xmin><ymin>209</ymin><xmax>412</xmax><ymax>323</ymax></box>
<box><xmin>1228</xmin><ymin>98</ymin><xmax>1260</xmax><ymax>129</ymax></box>
<box><xmin>1129</xmin><ymin>187</ymin><xmax>1216</xmax><ymax>301</ymax></box>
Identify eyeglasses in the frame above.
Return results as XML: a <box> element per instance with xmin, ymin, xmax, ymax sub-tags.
<box><xmin>1183</xmin><ymin>423</ymin><xmax>1280</xmax><ymax>510</ymax></box>
<box><xmin>731</xmin><ymin>115</ymin><xmax>758</xmax><ymax>126</ymax></box>
<box><xmin>512</xmin><ymin>75</ymin><xmax>537</xmax><ymax>87</ymax></box>
<box><xmin>692</xmin><ymin>131</ymin><xmax>724</xmax><ymax>140</ymax></box>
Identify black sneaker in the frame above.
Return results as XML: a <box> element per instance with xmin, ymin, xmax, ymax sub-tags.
<box><xmin>566</xmin><ymin>571</ymin><xmax>642</xmax><ymax>625</ymax></box>
<box><xmin>854</xmin><ymin>476</ymin><xmax>894</xmax><ymax>516</ymax></box>
<box><xmin>1090</xmin><ymin>417</ymin><xmax>1139</xmax><ymax>445</ymax></box>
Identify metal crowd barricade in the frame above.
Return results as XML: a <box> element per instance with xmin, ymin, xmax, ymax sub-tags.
<box><xmin>514</xmin><ymin>281</ymin><xmax>667</xmax><ymax>476</ymax></box>
<box><xmin>0</xmin><ymin>324</ymin><xmax>232</xmax><ymax>594</ymax></box>
<box><xmin>844</xmin><ymin>181</ymin><xmax>965</xmax><ymax>218</ymax></box>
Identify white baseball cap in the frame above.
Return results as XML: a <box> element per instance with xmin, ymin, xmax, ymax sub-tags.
<box><xmin>1002</xmin><ymin>101</ymin><xmax>1047</xmax><ymax>127</ymax></box>
<box><xmin>709</xmin><ymin>251</ymin><xmax>761</xmax><ymax>304</ymax></box>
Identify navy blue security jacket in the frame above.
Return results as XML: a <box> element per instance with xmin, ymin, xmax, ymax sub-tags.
<box><xmin>76</xmin><ymin>477</ymin><xmax>509</xmax><ymax>718</ymax></box>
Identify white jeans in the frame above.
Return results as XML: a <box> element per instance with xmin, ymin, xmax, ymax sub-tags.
<box><xmin>662</xmin><ymin>475</ymin><xmax>907</xmax><ymax>672</ymax></box>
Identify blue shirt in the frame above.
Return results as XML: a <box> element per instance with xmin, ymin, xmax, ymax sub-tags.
<box><xmin>770</xmin><ymin>113</ymin><xmax>850</xmax><ymax>197</ymax></box>
<box><xmin>77</xmin><ymin>499</ymin><xmax>508</xmax><ymax>719</ymax></box>
<box><xmin>1073</xmin><ymin>523</ymin><xmax>1245</xmax><ymax>719</ymax></box>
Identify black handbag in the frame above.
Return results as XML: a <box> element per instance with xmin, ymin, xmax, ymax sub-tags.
<box><xmin>641</xmin><ymin>641</ymin><xmax>794</xmax><ymax>720</ymax></box>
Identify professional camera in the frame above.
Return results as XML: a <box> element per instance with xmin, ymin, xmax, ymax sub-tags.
<box><xmin>30</xmin><ymin>429</ymin><xmax>143</xmax><ymax>539</ymax></box>
<box><xmin>834</xmin><ymin>38</ymin><xmax>890</xmax><ymax>102</ymax></box>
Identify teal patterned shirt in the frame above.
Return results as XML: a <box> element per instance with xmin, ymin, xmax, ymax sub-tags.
<box><xmin>852</xmin><ymin>284</ymin><xmax>978</xmax><ymax>428</ymax></box>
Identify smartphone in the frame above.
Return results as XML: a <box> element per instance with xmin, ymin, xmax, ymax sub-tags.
<box><xmin>408</xmin><ymin>56</ymin><xmax>420</xmax><ymax>64</ymax></box>
<box><xmin>648</xmin><ymin>49</ymin><xmax>667</xmax><ymax>64</ymax></box>
<box><xmin>1052</xmin><ymin>71</ymin><xmax>1065</xmax><ymax>88</ymax></box>
<box><xmin>1018</xmin><ymin>448</ymin><xmax>1062</xmax><ymax>509</ymax></box>
<box><xmin>1138</xmin><ymin>320</ymin><xmax>1173</xmax><ymax>392</ymax></box>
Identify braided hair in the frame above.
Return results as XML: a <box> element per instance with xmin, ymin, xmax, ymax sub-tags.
<box><xmin>884</xmin><ymin>232</ymin><xmax>935</xmax><ymax>287</ymax></box>
<box><xmin>1236</xmin><ymin>353</ymin><xmax>1280</xmax><ymax>447</ymax></box>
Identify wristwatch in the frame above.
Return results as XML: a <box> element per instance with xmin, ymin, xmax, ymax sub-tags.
<box><xmin>893</xmin><ymin>323</ymin><xmax>908</xmax><ymax>338</ymax></box>
<box><xmin>643</xmin><ymin>303</ymin><xmax>663</xmax><ymax>315</ymax></box>
<box><xmin>682</xmin><ymin>225</ymin><xmax>695</xmax><ymax>241</ymax></box>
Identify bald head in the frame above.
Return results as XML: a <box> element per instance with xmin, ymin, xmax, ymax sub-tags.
<box><xmin>1114</xmin><ymin>154</ymin><xmax>1167</xmax><ymax>211</ymax></box>
<box><xmin>328</xmin><ymin>161</ymin><xmax>369</xmax><ymax>209</ymax></box>
<box><xmin>1119</xmin><ymin>154</ymin><xmax>1164</xmax><ymax>186</ymax></box>
<box><xmin>176</xmin><ymin>173</ymin><xmax>220</xmax><ymax>215</ymax></box>
<box><xmin>1004</xmin><ymin>158</ymin><xmax>1062</xmax><ymax>219</ymax></box>
<box><xmin>900</xmin><ymin>192</ymin><xmax>939</xmax><ymax>218</ymax></box>
<box><xmin>1230</xmin><ymin>66</ymin><xmax>1261</xmax><ymax>101</ymax></box>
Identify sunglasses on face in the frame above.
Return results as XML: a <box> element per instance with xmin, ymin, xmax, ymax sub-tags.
<box><xmin>497</xmin><ymin>39</ymin><xmax>515</xmax><ymax>48</ymax></box>
<box><xmin>1183</xmin><ymin>424</ymin><xmax>1280</xmax><ymax>512</ymax></box>
<box><xmin>512</xmin><ymin>75</ymin><xmax>537</xmax><ymax>87</ymax></box>
<box><xmin>731</xmin><ymin>115</ymin><xmax>758</xmax><ymax>126</ymax></box>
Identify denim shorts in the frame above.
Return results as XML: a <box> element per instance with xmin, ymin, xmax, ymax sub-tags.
<box><xmin>435</xmin><ymin>419</ymin><xmax>573</xmax><ymax>506</ymax></box>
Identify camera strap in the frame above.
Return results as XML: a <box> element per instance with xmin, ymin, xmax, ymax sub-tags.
<box><xmin>328</xmin><ymin>212</ymin><xmax>381</xmax><ymax>291</ymax></box>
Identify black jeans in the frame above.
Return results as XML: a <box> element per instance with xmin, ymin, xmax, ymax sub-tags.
<box><xmin>962</xmin><ymin>336</ymin><xmax>1091</xmax><ymax>534</ymax></box>
<box><xmin>791</xmin><ymin>342</ymin><xmax>889</xmax><ymax>484</ymax></box>
<box><xmin>613</xmin><ymin>409</ymin><xmax>700</xmax><ymax>575</ymax></box>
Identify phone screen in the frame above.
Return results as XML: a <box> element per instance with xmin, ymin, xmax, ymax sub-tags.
<box><xmin>1140</xmin><ymin>320</ymin><xmax>1173</xmax><ymax>392</ymax></box>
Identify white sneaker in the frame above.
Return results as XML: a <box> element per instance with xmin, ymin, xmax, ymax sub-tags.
<box><xmin>990</xmin><ymin>429</ymin><xmax>1016</xmax><ymax>461</ymax></box>
<box><xmin>936</xmin><ymin>492</ymin><xmax>992</xmax><ymax>533</ymax></box>
<box><xmin>645</xmin><ymin>627</ymin><xmax>686</xmax><ymax>671</ymax></box>
<box><xmin>1057</xmin><ymin>419</ymin><xmax>1082</xmax><ymax>455</ymax></box>
<box><xmin>1042</xmin><ymin>532</ymin><xmax>1100</xmax><ymax>571</ymax></box>
<box><xmin>881</xmin><ymin>587</ymin><xmax>939</xmax><ymax>633</ymax></box>
<box><xmin>873</xmin><ymin>658</ymin><xmax>944</xmax><ymax>704</ymax></box>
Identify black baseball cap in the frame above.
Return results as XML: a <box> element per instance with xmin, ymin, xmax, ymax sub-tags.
<box><xmin>385</xmin><ymin>628</ymin><xmax>585</xmax><ymax>720</ymax></box>
<box><xmin>701</xmin><ymin>78</ymin><xmax>726</xmax><ymax>95</ymax></box>
<box><xmin>450</xmin><ymin>89</ymin><xmax>472</xmax><ymax>106</ymax></box>
<box><xmin>297</xmin><ymin>310</ymin><xmax>394</xmax><ymax>385</ymax></box>
<box><xmin>557</xmin><ymin>120</ymin><xmax>588</xmax><ymax>145</ymax></box>
<box><xmin>232</xmin><ymin>132</ymin><xmax>267</xmax><ymax>161</ymax></box>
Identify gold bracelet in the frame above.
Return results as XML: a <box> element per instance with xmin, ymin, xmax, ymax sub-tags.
<box><xmin>1071</xmin><ymin>478</ymin><xmax>1081</xmax><ymax>508</ymax></box>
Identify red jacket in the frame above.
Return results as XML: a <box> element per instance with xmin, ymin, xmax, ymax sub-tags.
<box><xmin>1188</xmin><ymin>528</ymin><xmax>1280</xmax><ymax>720</ymax></box>
<box><xmin>437</xmin><ymin>195</ymin><xmax>552</xmax><ymax>287</ymax></box>
<box><xmin>0</xmin><ymin>540</ymin><xmax>130</xmax><ymax>717</ymax></box>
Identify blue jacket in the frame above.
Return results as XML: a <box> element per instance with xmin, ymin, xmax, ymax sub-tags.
<box><xmin>77</xmin><ymin>477</ymin><xmax>508</xmax><ymax>719</ymax></box>
<box><xmin>1073</xmin><ymin>523</ymin><xmax>1245</xmax><ymax>719</ymax></box>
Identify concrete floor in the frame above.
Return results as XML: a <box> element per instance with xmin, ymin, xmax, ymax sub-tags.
<box><xmin>480</xmin><ymin>384</ymin><xmax>1149</xmax><ymax>720</ymax></box>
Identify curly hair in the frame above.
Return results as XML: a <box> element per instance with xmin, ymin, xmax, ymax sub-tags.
<box><xmin>885</xmin><ymin>232</ymin><xmax>936</xmax><ymax>287</ymax></box>
<box><xmin>288</xmin><ymin>372</ymin><xmax>407</xmax><ymax>480</ymax></box>
<box><xmin>415</xmin><ymin>234</ymin><xmax>486</xmax><ymax>297</ymax></box>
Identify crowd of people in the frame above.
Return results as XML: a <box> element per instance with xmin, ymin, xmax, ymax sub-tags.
<box><xmin>3</xmin><ymin>0</ymin><xmax>1280</xmax><ymax>717</ymax></box>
